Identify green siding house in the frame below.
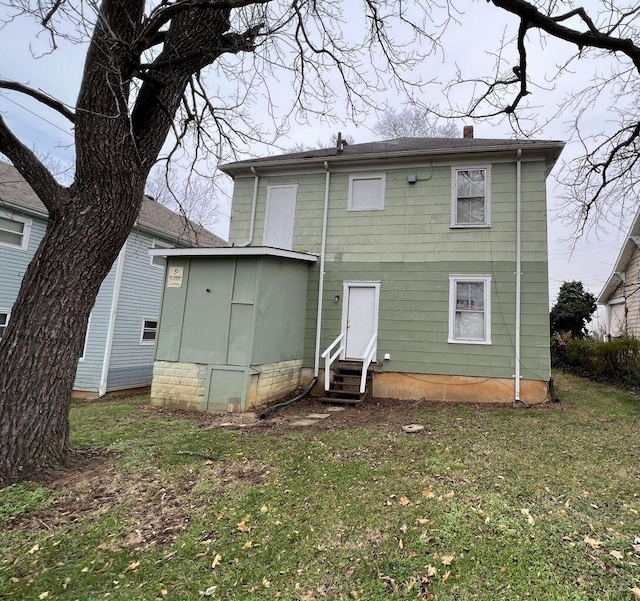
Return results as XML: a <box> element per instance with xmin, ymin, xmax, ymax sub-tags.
<box><xmin>150</xmin><ymin>132</ymin><xmax>564</xmax><ymax>411</ymax></box>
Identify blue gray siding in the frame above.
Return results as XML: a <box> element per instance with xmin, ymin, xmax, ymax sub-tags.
<box><xmin>106</xmin><ymin>230</ymin><xmax>170</xmax><ymax>391</ymax></box>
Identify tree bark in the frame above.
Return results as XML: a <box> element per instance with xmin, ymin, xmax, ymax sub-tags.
<box><xmin>0</xmin><ymin>178</ymin><xmax>145</xmax><ymax>485</ymax></box>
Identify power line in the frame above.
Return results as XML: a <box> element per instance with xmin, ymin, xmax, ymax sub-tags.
<box><xmin>0</xmin><ymin>92</ymin><xmax>74</xmax><ymax>138</ymax></box>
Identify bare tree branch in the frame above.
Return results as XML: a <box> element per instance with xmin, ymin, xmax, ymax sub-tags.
<box><xmin>0</xmin><ymin>79</ymin><xmax>75</xmax><ymax>122</ymax></box>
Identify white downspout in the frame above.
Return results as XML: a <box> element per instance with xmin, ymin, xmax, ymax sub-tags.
<box><xmin>98</xmin><ymin>242</ymin><xmax>127</xmax><ymax>397</ymax></box>
<box><xmin>515</xmin><ymin>149</ymin><xmax>522</xmax><ymax>402</ymax></box>
<box><xmin>239</xmin><ymin>166</ymin><xmax>259</xmax><ymax>247</ymax></box>
<box><xmin>314</xmin><ymin>161</ymin><xmax>331</xmax><ymax>377</ymax></box>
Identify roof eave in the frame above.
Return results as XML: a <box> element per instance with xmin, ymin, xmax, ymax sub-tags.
<box><xmin>220</xmin><ymin>142</ymin><xmax>565</xmax><ymax>176</ymax></box>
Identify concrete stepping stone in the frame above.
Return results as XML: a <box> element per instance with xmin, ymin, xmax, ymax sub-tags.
<box><xmin>402</xmin><ymin>424</ymin><xmax>425</xmax><ymax>433</ymax></box>
<box><xmin>326</xmin><ymin>407</ymin><xmax>345</xmax><ymax>412</ymax></box>
<box><xmin>307</xmin><ymin>413</ymin><xmax>331</xmax><ymax>419</ymax></box>
<box><xmin>291</xmin><ymin>419</ymin><xmax>319</xmax><ymax>427</ymax></box>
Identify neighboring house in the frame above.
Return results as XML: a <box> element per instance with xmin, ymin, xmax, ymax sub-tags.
<box><xmin>598</xmin><ymin>209</ymin><xmax>640</xmax><ymax>338</ymax></box>
<box><xmin>149</xmin><ymin>130</ymin><xmax>564</xmax><ymax>412</ymax></box>
<box><xmin>0</xmin><ymin>162</ymin><xmax>224</xmax><ymax>397</ymax></box>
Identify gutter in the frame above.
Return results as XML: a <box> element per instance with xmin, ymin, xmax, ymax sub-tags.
<box><xmin>239</xmin><ymin>166</ymin><xmax>259</xmax><ymax>247</ymax></box>
<box><xmin>514</xmin><ymin>149</ymin><xmax>522</xmax><ymax>403</ymax></box>
<box><xmin>98</xmin><ymin>242</ymin><xmax>127</xmax><ymax>397</ymax></box>
<box><xmin>314</xmin><ymin>161</ymin><xmax>331</xmax><ymax>377</ymax></box>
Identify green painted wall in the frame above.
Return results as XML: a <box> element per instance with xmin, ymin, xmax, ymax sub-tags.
<box><xmin>304</xmin><ymin>261</ymin><xmax>549</xmax><ymax>380</ymax></box>
<box><xmin>227</xmin><ymin>158</ymin><xmax>551</xmax><ymax>381</ymax></box>
<box><xmin>155</xmin><ymin>255</ymin><xmax>309</xmax><ymax>367</ymax></box>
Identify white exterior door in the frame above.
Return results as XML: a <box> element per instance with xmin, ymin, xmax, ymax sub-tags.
<box><xmin>263</xmin><ymin>184</ymin><xmax>297</xmax><ymax>250</ymax></box>
<box><xmin>342</xmin><ymin>282</ymin><xmax>379</xmax><ymax>360</ymax></box>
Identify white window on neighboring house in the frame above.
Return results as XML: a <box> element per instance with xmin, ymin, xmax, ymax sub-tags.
<box><xmin>0</xmin><ymin>309</ymin><xmax>10</xmax><ymax>340</ymax></box>
<box><xmin>0</xmin><ymin>211</ymin><xmax>32</xmax><ymax>249</ymax></box>
<box><xmin>448</xmin><ymin>275</ymin><xmax>492</xmax><ymax>344</ymax></box>
<box><xmin>451</xmin><ymin>166</ymin><xmax>491</xmax><ymax>227</ymax></box>
<box><xmin>263</xmin><ymin>184</ymin><xmax>298</xmax><ymax>250</ymax></box>
<box><xmin>150</xmin><ymin>239</ymin><xmax>173</xmax><ymax>268</ymax></box>
<box><xmin>79</xmin><ymin>314</ymin><xmax>91</xmax><ymax>362</ymax></box>
<box><xmin>140</xmin><ymin>317</ymin><xmax>158</xmax><ymax>345</ymax></box>
<box><xmin>348</xmin><ymin>174</ymin><xmax>386</xmax><ymax>211</ymax></box>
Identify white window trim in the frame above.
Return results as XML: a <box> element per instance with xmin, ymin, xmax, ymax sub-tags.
<box><xmin>0</xmin><ymin>308</ymin><xmax>11</xmax><ymax>340</ymax></box>
<box><xmin>79</xmin><ymin>314</ymin><xmax>91</xmax><ymax>363</ymax></box>
<box><xmin>448</xmin><ymin>275</ymin><xmax>492</xmax><ymax>345</ymax></box>
<box><xmin>139</xmin><ymin>316</ymin><xmax>158</xmax><ymax>345</ymax></box>
<box><xmin>0</xmin><ymin>210</ymin><xmax>32</xmax><ymax>250</ymax></box>
<box><xmin>150</xmin><ymin>239</ymin><xmax>172</xmax><ymax>267</ymax></box>
<box><xmin>347</xmin><ymin>173</ymin><xmax>386</xmax><ymax>211</ymax></box>
<box><xmin>450</xmin><ymin>165</ymin><xmax>491</xmax><ymax>228</ymax></box>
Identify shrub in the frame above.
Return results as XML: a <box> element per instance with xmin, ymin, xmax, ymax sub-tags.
<box><xmin>552</xmin><ymin>334</ymin><xmax>640</xmax><ymax>389</ymax></box>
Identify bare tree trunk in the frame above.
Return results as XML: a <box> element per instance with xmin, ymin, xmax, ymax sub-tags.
<box><xmin>0</xmin><ymin>180</ymin><xmax>144</xmax><ymax>485</ymax></box>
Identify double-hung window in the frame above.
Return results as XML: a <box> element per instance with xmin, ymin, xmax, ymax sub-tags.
<box><xmin>140</xmin><ymin>317</ymin><xmax>158</xmax><ymax>345</ymax></box>
<box><xmin>0</xmin><ymin>310</ymin><xmax>10</xmax><ymax>340</ymax></box>
<box><xmin>451</xmin><ymin>166</ymin><xmax>490</xmax><ymax>227</ymax></box>
<box><xmin>348</xmin><ymin>174</ymin><xmax>386</xmax><ymax>211</ymax></box>
<box><xmin>0</xmin><ymin>211</ymin><xmax>31</xmax><ymax>249</ymax></box>
<box><xmin>448</xmin><ymin>275</ymin><xmax>491</xmax><ymax>344</ymax></box>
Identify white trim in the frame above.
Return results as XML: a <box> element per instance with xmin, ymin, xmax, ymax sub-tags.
<box><xmin>448</xmin><ymin>275</ymin><xmax>492</xmax><ymax>345</ymax></box>
<box><xmin>450</xmin><ymin>164</ymin><xmax>491</xmax><ymax>228</ymax></box>
<box><xmin>0</xmin><ymin>210</ymin><xmax>32</xmax><ymax>250</ymax></box>
<box><xmin>139</xmin><ymin>316</ymin><xmax>158</xmax><ymax>345</ymax></box>
<box><xmin>0</xmin><ymin>307</ymin><xmax>11</xmax><ymax>340</ymax></box>
<box><xmin>340</xmin><ymin>281</ymin><xmax>381</xmax><ymax>360</ymax></box>
<box><xmin>78</xmin><ymin>314</ymin><xmax>91</xmax><ymax>362</ymax></box>
<box><xmin>148</xmin><ymin>246</ymin><xmax>317</xmax><ymax>262</ymax></box>
<box><xmin>99</xmin><ymin>243</ymin><xmax>127</xmax><ymax>397</ymax></box>
<box><xmin>150</xmin><ymin>238</ymin><xmax>172</xmax><ymax>267</ymax></box>
<box><xmin>347</xmin><ymin>173</ymin><xmax>386</xmax><ymax>211</ymax></box>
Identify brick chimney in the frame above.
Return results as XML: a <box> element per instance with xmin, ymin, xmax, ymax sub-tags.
<box><xmin>463</xmin><ymin>125</ymin><xmax>474</xmax><ymax>139</ymax></box>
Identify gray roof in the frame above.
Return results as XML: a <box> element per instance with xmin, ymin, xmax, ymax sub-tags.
<box><xmin>221</xmin><ymin>136</ymin><xmax>565</xmax><ymax>175</ymax></box>
<box><xmin>0</xmin><ymin>161</ymin><xmax>224</xmax><ymax>247</ymax></box>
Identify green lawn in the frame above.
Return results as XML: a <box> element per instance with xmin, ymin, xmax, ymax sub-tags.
<box><xmin>1</xmin><ymin>372</ymin><xmax>639</xmax><ymax>600</ymax></box>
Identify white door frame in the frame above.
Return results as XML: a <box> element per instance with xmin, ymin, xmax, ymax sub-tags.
<box><xmin>340</xmin><ymin>281</ymin><xmax>380</xmax><ymax>360</ymax></box>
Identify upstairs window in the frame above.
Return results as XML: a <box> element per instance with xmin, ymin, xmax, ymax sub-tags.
<box><xmin>0</xmin><ymin>212</ymin><xmax>31</xmax><ymax>249</ymax></box>
<box><xmin>451</xmin><ymin>166</ymin><xmax>490</xmax><ymax>227</ymax></box>
<box><xmin>448</xmin><ymin>275</ymin><xmax>491</xmax><ymax>344</ymax></box>
<box><xmin>140</xmin><ymin>317</ymin><xmax>158</xmax><ymax>345</ymax></box>
<box><xmin>0</xmin><ymin>310</ymin><xmax>10</xmax><ymax>340</ymax></box>
<box><xmin>348</xmin><ymin>174</ymin><xmax>386</xmax><ymax>211</ymax></box>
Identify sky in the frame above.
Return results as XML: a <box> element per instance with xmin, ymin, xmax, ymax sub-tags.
<box><xmin>0</xmin><ymin>0</ymin><xmax>635</xmax><ymax>322</ymax></box>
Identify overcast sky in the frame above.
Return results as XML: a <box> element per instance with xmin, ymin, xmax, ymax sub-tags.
<box><xmin>0</xmin><ymin>1</ymin><xmax>633</xmax><ymax>321</ymax></box>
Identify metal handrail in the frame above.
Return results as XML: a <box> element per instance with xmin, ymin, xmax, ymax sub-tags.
<box><xmin>321</xmin><ymin>333</ymin><xmax>345</xmax><ymax>391</ymax></box>
<box><xmin>360</xmin><ymin>333</ymin><xmax>377</xmax><ymax>393</ymax></box>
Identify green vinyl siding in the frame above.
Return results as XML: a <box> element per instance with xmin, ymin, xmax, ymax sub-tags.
<box><xmin>304</xmin><ymin>260</ymin><xmax>549</xmax><ymax>381</ymax></box>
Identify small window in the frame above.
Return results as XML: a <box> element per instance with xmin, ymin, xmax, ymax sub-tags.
<box><xmin>0</xmin><ymin>212</ymin><xmax>32</xmax><ymax>249</ymax></box>
<box><xmin>79</xmin><ymin>314</ymin><xmax>91</xmax><ymax>362</ymax></box>
<box><xmin>451</xmin><ymin>166</ymin><xmax>490</xmax><ymax>227</ymax></box>
<box><xmin>348</xmin><ymin>174</ymin><xmax>385</xmax><ymax>211</ymax></box>
<box><xmin>140</xmin><ymin>317</ymin><xmax>158</xmax><ymax>345</ymax></box>
<box><xmin>150</xmin><ymin>239</ymin><xmax>172</xmax><ymax>268</ymax></box>
<box><xmin>448</xmin><ymin>275</ymin><xmax>491</xmax><ymax>344</ymax></box>
<box><xmin>0</xmin><ymin>309</ymin><xmax>10</xmax><ymax>340</ymax></box>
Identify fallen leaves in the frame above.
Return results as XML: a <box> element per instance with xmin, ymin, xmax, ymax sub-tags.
<box><xmin>520</xmin><ymin>508</ymin><xmax>535</xmax><ymax>526</ymax></box>
<box><xmin>123</xmin><ymin>560</ymin><xmax>140</xmax><ymax>572</ymax></box>
<box><xmin>399</xmin><ymin>496</ymin><xmax>410</xmax><ymax>506</ymax></box>
<box><xmin>211</xmin><ymin>553</ymin><xmax>221</xmax><ymax>568</ymax></box>
<box><xmin>609</xmin><ymin>550</ymin><xmax>624</xmax><ymax>560</ymax></box>
<box><xmin>584</xmin><ymin>536</ymin><xmax>603</xmax><ymax>550</ymax></box>
<box><xmin>441</xmin><ymin>554</ymin><xmax>455</xmax><ymax>566</ymax></box>
<box><xmin>237</xmin><ymin>514</ymin><xmax>251</xmax><ymax>532</ymax></box>
<box><xmin>26</xmin><ymin>544</ymin><xmax>39</xmax><ymax>555</ymax></box>
<box><xmin>631</xmin><ymin>587</ymin><xmax>640</xmax><ymax>600</ymax></box>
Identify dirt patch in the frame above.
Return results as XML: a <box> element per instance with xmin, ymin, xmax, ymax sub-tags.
<box><xmin>6</xmin><ymin>458</ymin><xmax>273</xmax><ymax>551</ymax></box>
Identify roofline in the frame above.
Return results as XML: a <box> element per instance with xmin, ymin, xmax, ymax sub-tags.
<box><xmin>220</xmin><ymin>142</ymin><xmax>565</xmax><ymax>177</ymax></box>
<box><xmin>148</xmin><ymin>246</ymin><xmax>318</xmax><ymax>262</ymax></box>
<box><xmin>0</xmin><ymin>196</ymin><xmax>219</xmax><ymax>247</ymax></box>
<box><xmin>597</xmin><ymin>209</ymin><xmax>640</xmax><ymax>304</ymax></box>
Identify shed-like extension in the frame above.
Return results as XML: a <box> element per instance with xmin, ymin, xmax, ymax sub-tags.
<box><xmin>149</xmin><ymin>247</ymin><xmax>317</xmax><ymax>412</ymax></box>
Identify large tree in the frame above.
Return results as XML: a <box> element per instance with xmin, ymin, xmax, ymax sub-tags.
<box><xmin>438</xmin><ymin>0</ymin><xmax>640</xmax><ymax>234</ymax></box>
<box><xmin>0</xmin><ymin>0</ymin><xmax>446</xmax><ymax>485</ymax></box>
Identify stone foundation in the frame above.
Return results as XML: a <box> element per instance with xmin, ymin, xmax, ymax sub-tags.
<box><xmin>303</xmin><ymin>368</ymin><xmax>549</xmax><ymax>404</ymax></box>
<box><xmin>246</xmin><ymin>359</ymin><xmax>304</xmax><ymax>408</ymax></box>
<box><xmin>150</xmin><ymin>360</ymin><xmax>208</xmax><ymax>411</ymax></box>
